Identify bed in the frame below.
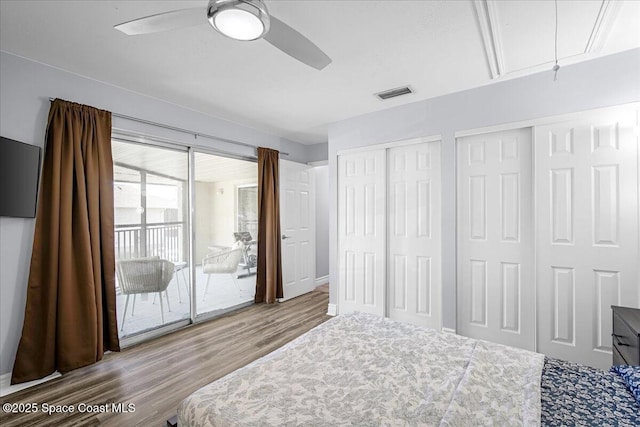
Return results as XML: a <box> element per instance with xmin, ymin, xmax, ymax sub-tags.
<box><xmin>178</xmin><ymin>312</ymin><xmax>640</xmax><ymax>426</ymax></box>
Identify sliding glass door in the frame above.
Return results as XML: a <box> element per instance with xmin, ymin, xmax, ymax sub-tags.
<box><xmin>111</xmin><ymin>139</ymin><xmax>258</xmax><ymax>339</ymax></box>
<box><xmin>194</xmin><ymin>151</ymin><xmax>257</xmax><ymax>318</ymax></box>
<box><xmin>112</xmin><ymin>140</ymin><xmax>190</xmax><ymax>339</ymax></box>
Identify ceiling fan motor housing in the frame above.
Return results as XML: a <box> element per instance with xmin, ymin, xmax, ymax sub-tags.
<box><xmin>207</xmin><ymin>0</ymin><xmax>271</xmax><ymax>41</ymax></box>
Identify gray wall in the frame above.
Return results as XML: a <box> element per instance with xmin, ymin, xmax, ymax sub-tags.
<box><xmin>307</xmin><ymin>142</ymin><xmax>328</xmax><ymax>162</ymax></box>
<box><xmin>327</xmin><ymin>48</ymin><xmax>640</xmax><ymax>329</ymax></box>
<box><xmin>314</xmin><ymin>165</ymin><xmax>329</xmax><ymax>279</ymax></box>
<box><xmin>0</xmin><ymin>51</ymin><xmax>323</xmax><ymax>376</ymax></box>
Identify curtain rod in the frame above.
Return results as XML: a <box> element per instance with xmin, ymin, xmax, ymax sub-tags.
<box><xmin>48</xmin><ymin>97</ymin><xmax>289</xmax><ymax>156</ymax></box>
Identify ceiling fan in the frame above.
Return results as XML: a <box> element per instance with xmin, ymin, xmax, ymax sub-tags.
<box><xmin>114</xmin><ymin>0</ymin><xmax>332</xmax><ymax>70</ymax></box>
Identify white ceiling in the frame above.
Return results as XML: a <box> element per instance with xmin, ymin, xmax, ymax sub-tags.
<box><xmin>1</xmin><ymin>1</ymin><xmax>638</xmax><ymax>145</ymax></box>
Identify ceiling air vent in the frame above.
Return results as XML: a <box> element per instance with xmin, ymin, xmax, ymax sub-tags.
<box><xmin>375</xmin><ymin>86</ymin><xmax>414</xmax><ymax>100</ymax></box>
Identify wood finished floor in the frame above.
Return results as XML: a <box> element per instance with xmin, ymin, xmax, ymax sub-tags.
<box><xmin>0</xmin><ymin>290</ymin><xmax>330</xmax><ymax>427</ymax></box>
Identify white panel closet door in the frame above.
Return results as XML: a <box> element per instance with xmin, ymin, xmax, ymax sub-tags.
<box><xmin>457</xmin><ymin>128</ymin><xmax>534</xmax><ymax>350</ymax></box>
<box><xmin>338</xmin><ymin>149</ymin><xmax>386</xmax><ymax>316</ymax></box>
<box><xmin>535</xmin><ymin>108</ymin><xmax>639</xmax><ymax>370</ymax></box>
<box><xmin>387</xmin><ymin>143</ymin><xmax>442</xmax><ymax>328</ymax></box>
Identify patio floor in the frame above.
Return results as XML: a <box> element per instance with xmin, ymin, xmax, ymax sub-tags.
<box><xmin>116</xmin><ymin>265</ymin><xmax>256</xmax><ymax>338</ymax></box>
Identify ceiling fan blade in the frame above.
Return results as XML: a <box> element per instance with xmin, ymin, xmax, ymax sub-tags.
<box><xmin>264</xmin><ymin>16</ymin><xmax>331</xmax><ymax>70</ymax></box>
<box><xmin>114</xmin><ymin>8</ymin><xmax>205</xmax><ymax>35</ymax></box>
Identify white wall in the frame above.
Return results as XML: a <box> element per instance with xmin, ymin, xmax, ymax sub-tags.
<box><xmin>328</xmin><ymin>48</ymin><xmax>640</xmax><ymax>330</ymax></box>
<box><xmin>194</xmin><ymin>178</ymin><xmax>257</xmax><ymax>262</ymax></box>
<box><xmin>0</xmin><ymin>51</ymin><xmax>323</xmax><ymax>376</ymax></box>
<box><xmin>194</xmin><ymin>181</ymin><xmax>214</xmax><ymax>263</ymax></box>
<box><xmin>211</xmin><ymin>178</ymin><xmax>257</xmax><ymax>247</ymax></box>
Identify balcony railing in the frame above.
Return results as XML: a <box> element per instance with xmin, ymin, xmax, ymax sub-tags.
<box><xmin>115</xmin><ymin>221</ymin><xmax>185</xmax><ymax>262</ymax></box>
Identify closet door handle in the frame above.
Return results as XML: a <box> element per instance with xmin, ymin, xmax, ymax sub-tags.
<box><xmin>281</xmin><ymin>234</ymin><xmax>291</xmax><ymax>240</ymax></box>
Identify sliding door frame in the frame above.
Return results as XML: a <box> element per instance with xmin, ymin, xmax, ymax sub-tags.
<box><xmin>112</xmin><ymin>130</ymin><xmax>260</xmax><ymax>345</ymax></box>
<box><xmin>112</xmin><ymin>132</ymin><xmax>192</xmax><ymax>347</ymax></box>
<box><xmin>189</xmin><ymin>147</ymin><xmax>258</xmax><ymax>324</ymax></box>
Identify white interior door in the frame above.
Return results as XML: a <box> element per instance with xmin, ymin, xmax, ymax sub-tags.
<box><xmin>280</xmin><ymin>160</ymin><xmax>316</xmax><ymax>301</ymax></box>
<box><xmin>338</xmin><ymin>149</ymin><xmax>386</xmax><ymax>316</ymax></box>
<box><xmin>535</xmin><ymin>107</ymin><xmax>639</xmax><ymax>369</ymax></box>
<box><xmin>457</xmin><ymin>128</ymin><xmax>535</xmax><ymax>350</ymax></box>
<box><xmin>387</xmin><ymin>142</ymin><xmax>442</xmax><ymax>328</ymax></box>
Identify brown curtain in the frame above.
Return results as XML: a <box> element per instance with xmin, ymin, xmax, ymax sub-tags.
<box><xmin>11</xmin><ymin>99</ymin><xmax>120</xmax><ymax>385</ymax></box>
<box><xmin>255</xmin><ymin>147</ymin><xmax>283</xmax><ymax>303</ymax></box>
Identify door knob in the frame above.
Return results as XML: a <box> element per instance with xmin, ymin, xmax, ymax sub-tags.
<box><xmin>281</xmin><ymin>234</ymin><xmax>291</xmax><ymax>240</ymax></box>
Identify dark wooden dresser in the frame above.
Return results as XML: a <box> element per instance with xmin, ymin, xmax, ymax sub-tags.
<box><xmin>612</xmin><ymin>305</ymin><xmax>640</xmax><ymax>366</ymax></box>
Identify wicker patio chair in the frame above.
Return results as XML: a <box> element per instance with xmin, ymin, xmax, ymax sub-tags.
<box><xmin>116</xmin><ymin>257</ymin><xmax>175</xmax><ymax>330</ymax></box>
<box><xmin>202</xmin><ymin>241</ymin><xmax>244</xmax><ymax>301</ymax></box>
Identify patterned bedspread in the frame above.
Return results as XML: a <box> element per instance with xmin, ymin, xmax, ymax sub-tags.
<box><xmin>541</xmin><ymin>357</ymin><xmax>640</xmax><ymax>426</ymax></box>
<box><xmin>178</xmin><ymin>312</ymin><xmax>545</xmax><ymax>426</ymax></box>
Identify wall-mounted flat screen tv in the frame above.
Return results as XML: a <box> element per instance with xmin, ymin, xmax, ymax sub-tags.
<box><xmin>0</xmin><ymin>136</ymin><xmax>41</xmax><ymax>218</ymax></box>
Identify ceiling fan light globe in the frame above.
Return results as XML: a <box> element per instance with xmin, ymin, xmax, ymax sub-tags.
<box><xmin>207</xmin><ymin>0</ymin><xmax>270</xmax><ymax>41</ymax></box>
<box><xmin>214</xmin><ymin>9</ymin><xmax>263</xmax><ymax>41</ymax></box>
